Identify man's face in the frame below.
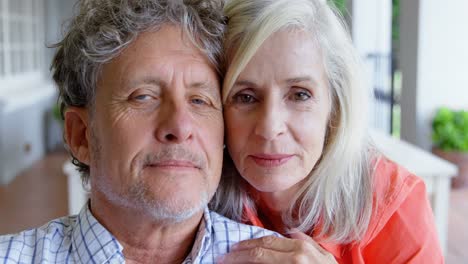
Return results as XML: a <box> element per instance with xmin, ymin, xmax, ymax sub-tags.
<box><xmin>88</xmin><ymin>25</ymin><xmax>224</xmax><ymax>222</ymax></box>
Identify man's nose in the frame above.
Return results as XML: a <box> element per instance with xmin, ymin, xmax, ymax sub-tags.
<box><xmin>155</xmin><ymin>100</ymin><xmax>194</xmax><ymax>143</ymax></box>
<box><xmin>254</xmin><ymin>101</ymin><xmax>286</xmax><ymax>141</ymax></box>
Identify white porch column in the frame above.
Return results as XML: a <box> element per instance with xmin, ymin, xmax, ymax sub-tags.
<box><xmin>349</xmin><ymin>0</ymin><xmax>393</xmax><ymax>133</ymax></box>
<box><xmin>400</xmin><ymin>0</ymin><xmax>468</xmax><ymax>150</ymax></box>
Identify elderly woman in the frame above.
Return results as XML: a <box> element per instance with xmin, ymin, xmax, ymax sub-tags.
<box><xmin>212</xmin><ymin>0</ymin><xmax>443</xmax><ymax>263</ymax></box>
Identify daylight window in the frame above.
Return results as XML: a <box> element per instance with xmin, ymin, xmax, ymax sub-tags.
<box><xmin>0</xmin><ymin>0</ymin><xmax>45</xmax><ymax>79</ymax></box>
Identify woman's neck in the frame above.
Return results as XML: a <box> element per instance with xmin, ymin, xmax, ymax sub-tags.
<box><xmin>249</xmin><ymin>185</ymin><xmax>299</xmax><ymax>234</ymax></box>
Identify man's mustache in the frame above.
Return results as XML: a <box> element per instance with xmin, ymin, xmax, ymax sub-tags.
<box><xmin>142</xmin><ymin>146</ymin><xmax>206</xmax><ymax>170</ymax></box>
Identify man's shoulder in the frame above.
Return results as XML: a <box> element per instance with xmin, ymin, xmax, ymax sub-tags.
<box><xmin>0</xmin><ymin>215</ymin><xmax>77</xmax><ymax>262</ymax></box>
<box><xmin>209</xmin><ymin>210</ymin><xmax>280</xmax><ymax>241</ymax></box>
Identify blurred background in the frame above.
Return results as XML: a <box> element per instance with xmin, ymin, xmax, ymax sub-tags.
<box><xmin>0</xmin><ymin>0</ymin><xmax>467</xmax><ymax>263</ymax></box>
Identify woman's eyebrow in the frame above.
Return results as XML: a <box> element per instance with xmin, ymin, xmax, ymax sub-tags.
<box><xmin>285</xmin><ymin>76</ymin><xmax>317</xmax><ymax>86</ymax></box>
<box><xmin>233</xmin><ymin>80</ymin><xmax>258</xmax><ymax>88</ymax></box>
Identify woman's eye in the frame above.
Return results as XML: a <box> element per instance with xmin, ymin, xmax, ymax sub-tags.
<box><xmin>233</xmin><ymin>93</ymin><xmax>256</xmax><ymax>104</ymax></box>
<box><xmin>291</xmin><ymin>90</ymin><xmax>312</xmax><ymax>101</ymax></box>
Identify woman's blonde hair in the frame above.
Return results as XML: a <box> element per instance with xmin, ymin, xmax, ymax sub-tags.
<box><xmin>210</xmin><ymin>0</ymin><xmax>376</xmax><ymax>243</ymax></box>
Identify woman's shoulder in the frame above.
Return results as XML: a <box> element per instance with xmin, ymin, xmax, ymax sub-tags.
<box><xmin>365</xmin><ymin>156</ymin><xmax>425</xmax><ymax>239</ymax></box>
<box><xmin>353</xmin><ymin>155</ymin><xmax>443</xmax><ymax>262</ymax></box>
<box><xmin>372</xmin><ymin>155</ymin><xmax>423</xmax><ymax>206</ymax></box>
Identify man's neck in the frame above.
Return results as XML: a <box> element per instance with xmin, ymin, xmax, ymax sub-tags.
<box><xmin>89</xmin><ymin>192</ymin><xmax>204</xmax><ymax>264</ymax></box>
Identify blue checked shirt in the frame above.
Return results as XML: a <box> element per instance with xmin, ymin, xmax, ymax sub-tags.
<box><xmin>0</xmin><ymin>204</ymin><xmax>279</xmax><ymax>263</ymax></box>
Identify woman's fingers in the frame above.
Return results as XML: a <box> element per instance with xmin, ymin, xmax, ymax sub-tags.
<box><xmin>289</xmin><ymin>230</ymin><xmax>327</xmax><ymax>255</ymax></box>
<box><xmin>289</xmin><ymin>231</ymin><xmax>337</xmax><ymax>263</ymax></box>
<box><xmin>288</xmin><ymin>230</ymin><xmax>312</xmax><ymax>241</ymax></box>
<box><xmin>216</xmin><ymin>235</ymin><xmax>337</xmax><ymax>264</ymax></box>
<box><xmin>216</xmin><ymin>247</ymin><xmax>290</xmax><ymax>264</ymax></box>
<box><xmin>230</xmin><ymin>235</ymin><xmax>297</xmax><ymax>252</ymax></box>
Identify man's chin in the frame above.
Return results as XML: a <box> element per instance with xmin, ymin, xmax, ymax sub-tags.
<box><xmin>94</xmin><ymin>176</ymin><xmax>212</xmax><ymax>222</ymax></box>
<box><xmin>144</xmin><ymin>200</ymin><xmax>206</xmax><ymax>223</ymax></box>
<box><xmin>129</xmin><ymin>190</ymin><xmax>211</xmax><ymax>223</ymax></box>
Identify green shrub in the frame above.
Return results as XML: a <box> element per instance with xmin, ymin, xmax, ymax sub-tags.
<box><xmin>328</xmin><ymin>0</ymin><xmax>347</xmax><ymax>15</ymax></box>
<box><xmin>52</xmin><ymin>103</ymin><xmax>63</xmax><ymax>124</ymax></box>
<box><xmin>432</xmin><ymin>107</ymin><xmax>468</xmax><ymax>152</ymax></box>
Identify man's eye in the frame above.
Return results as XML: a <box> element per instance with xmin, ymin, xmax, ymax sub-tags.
<box><xmin>291</xmin><ymin>91</ymin><xmax>311</xmax><ymax>101</ymax></box>
<box><xmin>233</xmin><ymin>93</ymin><xmax>256</xmax><ymax>104</ymax></box>
<box><xmin>133</xmin><ymin>94</ymin><xmax>153</xmax><ymax>101</ymax></box>
<box><xmin>191</xmin><ymin>98</ymin><xmax>208</xmax><ymax>105</ymax></box>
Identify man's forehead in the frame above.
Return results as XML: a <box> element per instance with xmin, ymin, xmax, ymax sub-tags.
<box><xmin>122</xmin><ymin>75</ymin><xmax>220</xmax><ymax>93</ymax></box>
<box><xmin>127</xmin><ymin>25</ymin><xmax>210</xmax><ymax>60</ymax></box>
<box><xmin>99</xmin><ymin>26</ymin><xmax>220</xmax><ymax>90</ymax></box>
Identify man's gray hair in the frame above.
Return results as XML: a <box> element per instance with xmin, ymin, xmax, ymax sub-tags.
<box><xmin>51</xmin><ymin>0</ymin><xmax>226</xmax><ymax>184</ymax></box>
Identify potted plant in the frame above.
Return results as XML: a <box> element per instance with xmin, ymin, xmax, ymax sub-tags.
<box><xmin>432</xmin><ymin>107</ymin><xmax>468</xmax><ymax>188</ymax></box>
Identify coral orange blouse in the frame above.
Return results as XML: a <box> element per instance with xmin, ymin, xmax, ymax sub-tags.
<box><xmin>243</xmin><ymin>157</ymin><xmax>444</xmax><ymax>263</ymax></box>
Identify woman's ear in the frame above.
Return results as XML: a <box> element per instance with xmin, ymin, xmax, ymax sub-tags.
<box><xmin>64</xmin><ymin>107</ymin><xmax>90</xmax><ymax>165</ymax></box>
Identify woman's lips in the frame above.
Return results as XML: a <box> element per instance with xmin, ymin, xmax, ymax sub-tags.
<box><xmin>249</xmin><ymin>154</ymin><xmax>294</xmax><ymax>167</ymax></box>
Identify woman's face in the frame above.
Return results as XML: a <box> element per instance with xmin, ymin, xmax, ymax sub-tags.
<box><xmin>224</xmin><ymin>29</ymin><xmax>331</xmax><ymax>194</ymax></box>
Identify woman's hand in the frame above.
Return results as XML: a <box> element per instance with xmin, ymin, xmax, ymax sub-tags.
<box><xmin>216</xmin><ymin>232</ymin><xmax>337</xmax><ymax>264</ymax></box>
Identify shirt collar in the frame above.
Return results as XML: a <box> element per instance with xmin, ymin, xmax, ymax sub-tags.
<box><xmin>183</xmin><ymin>207</ymin><xmax>213</xmax><ymax>264</ymax></box>
<box><xmin>71</xmin><ymin>203</ymin><xmax>124</xmax><ymax>264</ymax></box>
<box><xmin>71</xmin><ymin>204</ymin><xmax>214</xmax><ymax>264</ymax></box>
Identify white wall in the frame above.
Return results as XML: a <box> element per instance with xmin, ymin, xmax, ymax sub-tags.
<box><xmin>400</xmin><ymin>0</ymin><xmax>468</xmax><ymax>149</ymax></box>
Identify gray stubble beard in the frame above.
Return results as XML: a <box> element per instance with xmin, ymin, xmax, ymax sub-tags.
<box><xmin>89</xmin><ymin>126</ymin><xmax>211</xmax><ymax>223</ymax></box>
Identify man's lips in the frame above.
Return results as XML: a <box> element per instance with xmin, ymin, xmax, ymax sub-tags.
<box><xmin>147</xmin><ymin>160</ymin><xmax>199</xmax><ymax>170</ymax></box>
<box><xmin>249</xmin><ymin>154</ymin><xmax>294</xmax><ymax>167</ymax></box>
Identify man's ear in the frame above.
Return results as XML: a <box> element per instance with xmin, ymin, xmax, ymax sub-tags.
<box><xmin>64</xmin><ymin>107</ymin><xmax>91</xmax><ymax>166</ymax></box>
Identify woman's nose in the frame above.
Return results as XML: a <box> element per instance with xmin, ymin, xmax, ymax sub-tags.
<box><xmin>254</xmin><ymin>102</ymin><xmax>286</xmax><ymax>141</ymax></box>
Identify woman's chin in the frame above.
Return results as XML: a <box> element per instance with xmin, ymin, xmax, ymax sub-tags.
<box><xmin>241</xmin><ymin>168</ymin><xmax>310</xmax><ymax>195</ymax></box>
<box><xmin>246</xmin><ymin>177</ymin><xmax>300</xmax><ymax>194</ymax></box>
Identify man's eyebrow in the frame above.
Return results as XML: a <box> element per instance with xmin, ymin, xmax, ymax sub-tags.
<box><xmin>190</xmin><ymin>81</ymin><xmax>214</xmax><ymax>89</ymax></box>
<box><xmin>126</xmin><ymin>77</ymin><xmax>165</xmax><ymax>89</ymax></box>
<box><xmin>189</xmin><ymin>81</ymin><xmax>221</xmax><ymax>98</ymax></box>
<box><xmin>125</xmin><ymin>78</ymin><xmax>220</xmax><ymax>97</ymax></box>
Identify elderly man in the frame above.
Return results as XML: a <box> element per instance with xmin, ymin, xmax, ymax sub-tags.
<box><xmin>0</xmin><ymin>0</ymin><xmax>278</xmax><ymax>263</ymax></box>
